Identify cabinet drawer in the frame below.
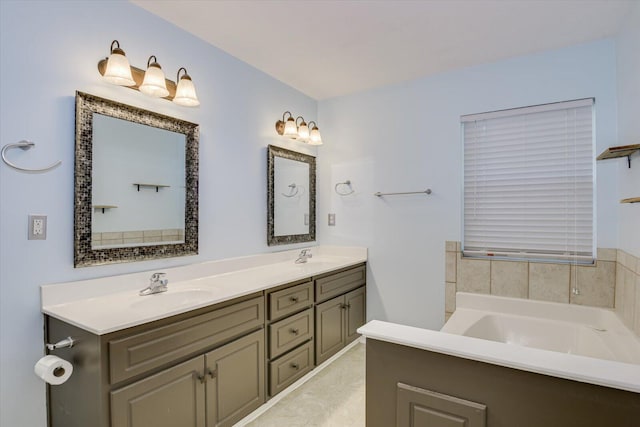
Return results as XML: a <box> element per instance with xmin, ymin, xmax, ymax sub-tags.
<box><xmin>269</xmin><ymin>341</ymin><xmax>313</xmax><ymax>397</ymax></box>
<box><xmin>315</xmin><ymin>264</ymin><xmax>366</xmax><ymax>303</ymax></box>
<box><xmin>268</xmin><ymin>308</ymin><xmax>314</xmax><ymax>359</ymax></box>
<box><xmin>268</xmin><ymin>281</ymin><xmax>313</xmax><ymax>321</ymax></box>
<box><xmin>109</xmin><ymin>296</ymin><xmax>264</xmax><ymax>384</ymax></box>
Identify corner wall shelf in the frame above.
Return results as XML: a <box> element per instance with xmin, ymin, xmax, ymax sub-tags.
<box><xmin>93</xmin><ymin>205</ymin><xmax>118</xmax><ymax>213</ymax></box>
<box><xmin>132</xmin><ymin>183</ymin><xmax>170</xmax><ymax>192</ymax></box>
<box><xmin>621</xmin><ymin>197</ymin><xmax>640</xmax><ymax>204</ymax></box>
<box><xmin>596</xmin><ymin>144</ymin><xmax>640</xmax><ymax>168</ymax></box>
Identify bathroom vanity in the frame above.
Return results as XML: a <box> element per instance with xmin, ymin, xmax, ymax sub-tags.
<box><xmin>41</xmin><ymin>247</ymin><xmax>366</xmax><ymax>427</ymax></box>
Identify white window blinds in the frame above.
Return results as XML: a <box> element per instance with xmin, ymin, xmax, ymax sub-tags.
<box><xmin>462</xmin><ymin>98</ymin><xmax>595</xmax><ymax>263</ymax></box>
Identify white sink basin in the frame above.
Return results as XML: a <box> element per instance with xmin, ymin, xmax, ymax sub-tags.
<box><xmin>130</xmin><ymin>289</ymin><xmax>215</xmax><ymax>311</ymax></box>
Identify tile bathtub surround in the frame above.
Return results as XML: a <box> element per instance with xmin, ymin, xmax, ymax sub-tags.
<box><xmin>443</xmin><ymin>242</ymin><xmax>636</xmax><ymax>332</ymax></box>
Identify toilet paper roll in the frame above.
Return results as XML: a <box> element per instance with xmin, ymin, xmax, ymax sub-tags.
<box><xmin>34</xmin><ymin>355</ymin><xmax>73</xmax><ymax>385</ymax></box>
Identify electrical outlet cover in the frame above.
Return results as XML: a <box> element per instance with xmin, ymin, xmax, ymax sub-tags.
<box><xmin>28</xmin><ymin>214</ymin><xmax>47</xmax><ymax>240</ymax></box>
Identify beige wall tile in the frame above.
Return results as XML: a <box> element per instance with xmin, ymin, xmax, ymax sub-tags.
<box><xmin>570</xmin><ymin>262</ymin><xmax>615</xmax><ymax>308</ymax></box>
<box><xmin>626</xmin><ymin>252</ymin><xmax>638</xmax><ymax>274</ymax></box>
<box><xmin>124</xmin><ymin>238</ymin><xmax>143</xmax><ymax>244</ymax></box>
<box><xmin>102</xmin><ymin>238</ymin><xmax>123</xmax><ymax>245</ymax></box>
<box><xmin>445</xmin><ymin>241</ymin><xmax>457</xmax><ymax>252</ymax></box>
<box><xmin>622</xmin><ymin>268</ymin><xmax>636</xmax><ymax>329</ymax></box>
<box><xmin>457</xmin><ymin>257</ymin><xmax>490</xmax><ymax>294</ymax></box>
<box><xmin>635</xmin><ymin>274</ymin><xmax>640</xmax><ymax>336</ymax></box>
<box><xmin>445</xmin><ymin>282</ymin><xmax>456</xmax><ymax>313</ymax></box>
<box><xmin>143</xmin><ymin>229</ymin><xmax>162</xmax><ymax>237</ymax></box>
<box><xmin>123</xmin><ymin>231</ymin><xmax>143</xmax><ymax>239</ymax></box>
<box><xmin>490</xmin><ymin>261</ymin><xmax>528</xmax><ymax>298</ymax></box>
<box><xmin>529</xmin><ymin>263</ymin><xmax>570</xmax><ymax>303</ymax></box>
<box><xmin>143</xmin><ymin>236</ymin><xmax>162</xmax><ymax>243</ymax></box>
<box><xmin>444</xmin><ymin>312</ymin><xmax>453</xmax><ymax>323</ymax></box>
<box><xmin>445</xmin><ymin>252</ymin><xmax>457</xmax><ymax>283</ymax></box>
<box><xmin>91</xmin><ymin>232</ymin><xmax>102</xmax><ymax>240</ymax></box>
<box><xmin>162</xmin><ymin>229</ymin><xmax>180</xmax><ymax>238</ymax></box>
<box><xmin>102</xmin><ymin>231</ymin><xmax>123</xmax><ymax>240</ymax></box>
<box><xmin>597</xmin><ymin>248</ymin><xmax>617</xmax><ymax>262</ymax></box>
<box><xmin>615</xmin><ymin>262</ymin><xmax>625</xmax><ymax>313</ymax></box>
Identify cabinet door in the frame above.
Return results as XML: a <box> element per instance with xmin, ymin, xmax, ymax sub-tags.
<box><xmin>345</xmin><ymin>286</ymin><xmax>366</xmax><ymax>344</ymax></box>
<box><xmin>110</xmin><ymin>356</ymin><xmax>205</xmax><ymax>427</ymax></box>
<box><xmin>205</xmin><ymin>329</ymin><xmax>265</xmax><ymax>427</ymax></box>
<box><xmin>315</xmin><ymin>296</ymin><xmax>345</xmax><ymax>365</ymax></box>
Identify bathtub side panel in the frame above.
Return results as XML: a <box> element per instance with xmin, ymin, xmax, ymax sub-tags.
<box><xmin>366</xmin><ymin>339</ymin><xmax>640</xmax><ymax>427</ymax></box>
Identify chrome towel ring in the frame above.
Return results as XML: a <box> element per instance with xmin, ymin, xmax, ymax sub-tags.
<box><xmin>335</xmin><ymin>180</ymin><xmax>355</xmax><ymax>196</ymax></box>
<box><xmin>1</xmin><ymin>140</ymin><xmax>61</xmax><ymax>173</ymax></box>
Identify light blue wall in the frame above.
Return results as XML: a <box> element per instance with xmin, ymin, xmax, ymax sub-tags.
<box><xmin>616</xmin><ymin>2</ymin><xmax>640</xmax><ymax>257</ymax></box>
<box><xmin>317</xmin><ymin>39</ymin><xmax>620</xmax><ymax>330</ymax></box>
<box><xmin>0</xmin><ymin>1</ymin><xmax>316</xmax><ymax>425</ymax></box>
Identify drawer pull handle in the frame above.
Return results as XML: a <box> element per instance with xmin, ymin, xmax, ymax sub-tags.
<box><xmin>289</xmin><ymin>296</ymin><xmax>299</xmax><ymax>303</ymax></box>
<box><xmin>290</xmin><ymin>363</ymin><xmax>300</xmax><ymax>370</ymax></box>
<box><xmin>290</xmin><ymin>328</ymin><xmax>299</xmax><ymax>335</ymax></box>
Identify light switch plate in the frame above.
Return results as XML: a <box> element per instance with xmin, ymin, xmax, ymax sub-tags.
<box><xmin>328</xmin><ymin>213</ymin><xmax>336</xmax><ymax>226</ymax></box>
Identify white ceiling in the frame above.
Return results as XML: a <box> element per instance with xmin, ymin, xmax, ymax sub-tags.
<box><xmin>131</xmin><ymin>0</ymin><xmax>634</xmax><ymax>100</ymax></box>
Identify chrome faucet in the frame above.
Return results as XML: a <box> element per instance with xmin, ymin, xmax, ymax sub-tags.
<box><xmin>295</xmin><ymin>249</ymin><xmax>313</xmax><ymax>264</ymax></box>
<box><xmin>139</xmin><ymin>272</ymin><xmax>169</xmax><ymax>296</ymax></box>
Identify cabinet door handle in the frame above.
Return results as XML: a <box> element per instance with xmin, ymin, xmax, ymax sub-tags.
<box><xmin>341</xmin><ymin>304</ymin><xmax>348</xmax><ymax>310</ymax></box>
<box><xmin>289</xmin><ymin>296</ymin><xmax>299</xmax><ymax>303</ymax></box>
<box><xmin>196</xmin><ymin>372</ymin><xmax>206</xmax><ymax>384</ymax></box>
<box><xmin>290</xmin><ymin>363</ymin><xmax>300</xmax><ymax>370</ymax></box>
<box><xmin>345</xmin><ymin>303</ymin><xmax>351</xmax><ymax>309</ymax></box>
<box><xmin>207</xmin><ymin>369</ymin><xmax>216</xmax><ymax>379</ymax></box>
<box><xmin>290</xmin><ymin>328</ymin><xmax>299</xmax><ymax>335</ymax></box>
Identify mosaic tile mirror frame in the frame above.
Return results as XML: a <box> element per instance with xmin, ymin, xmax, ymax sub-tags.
<box><xmin>74</xmin><ymin>91</ymin><xmax>199</xmax><ymax>267</ymax></box>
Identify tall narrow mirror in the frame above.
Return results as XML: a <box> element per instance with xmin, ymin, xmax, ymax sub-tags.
<box><xmin>267</xmin><ymin>145</ymin><xmax>316</xmax><ymax>245</ymax></box>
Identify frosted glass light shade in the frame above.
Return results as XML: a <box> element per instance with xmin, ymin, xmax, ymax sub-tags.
<box><xmin>139</xmin><ymin>64</ymin><xmax>169</xmax><ymax>98</ymax></box>
<box><xmin>297</xmin><ymin>122</ymin><xmax>310</xmax><ymax>141</ymax></box>
<box><xmin>283</xmin><ymin>118</ymin><xmax>298</xmax><ymax>138</ymax></box>
<box><xmin>173</xmin><ymin>75</ymin><xmax>200</xmax><ymax>107</ymax></box>
<box><xmin>103</xmin><ymin>51</ymin><xmax>135</xmax><ymax>86</ymax></box>
<box><xmin>308</xmin><ymin>127</ymin><xmax>323</xmax><ymax>145</ymax></box>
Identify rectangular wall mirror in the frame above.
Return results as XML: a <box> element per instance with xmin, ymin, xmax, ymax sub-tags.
<box><xmin>267</xmin><ymin>145</ymin><xmax>316</xmax><ymax>245</ymax></box>
<box><xmin>74</xmin><ymin>92</ymin><xmax>199</xmax><ymax>267</ymax></box>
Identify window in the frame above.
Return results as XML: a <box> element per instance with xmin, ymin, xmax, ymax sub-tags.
<box><xmin>462</xmin><ymin>98</ymin><xmax>595</xmax><ymax>264</ymax></box>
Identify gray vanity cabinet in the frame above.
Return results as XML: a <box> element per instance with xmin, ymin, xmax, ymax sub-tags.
<box><xmin>46</xmin><ymin>293</ymin><xmax>264</xmax><ymax>427</ymax></box>
<box><xmin>314</xmin><ymin>266</ymin><xmax>366</xmax><ymax>365</ymax></box>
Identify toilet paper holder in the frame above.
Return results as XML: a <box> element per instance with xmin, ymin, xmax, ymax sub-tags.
<box><xmin>46</xmin><ymin>336</ymin><xmax>76</xmax><ymax>351</ymax></box>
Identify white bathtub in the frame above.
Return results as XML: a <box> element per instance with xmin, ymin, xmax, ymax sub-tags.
<box><xmin>358</xmin><ymin>292</ymin><xmax>640</xmax><ymax>393</ymax></box>
<box><xmin>442</xmin><ymin>293</ymin><xmax>640</xmax><ymax>365</ymax></box>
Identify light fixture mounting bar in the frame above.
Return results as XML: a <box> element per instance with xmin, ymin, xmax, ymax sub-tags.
<box><xmin>98</xmin><ymin>59</ymin><xmax>178</xmax><ymax>100</ymax></box>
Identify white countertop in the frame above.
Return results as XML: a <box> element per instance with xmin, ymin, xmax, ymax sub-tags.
<box><xmin>358</xmin><ymin>320</ymin><xmax>640</xmax><ymax>394</ymax></box>
<box><xmin>42</xmin><ymin>246</ymin><xmax>366</xmax><ymax>335</ymax></box>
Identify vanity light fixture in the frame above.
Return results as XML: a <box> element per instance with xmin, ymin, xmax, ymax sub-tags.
<box><xmin>139</xmin><ymin>56</ymin><xmax>170</xmax><ymax>98</ymax></box>
<box><xmin>275</xmin><ymin>112</ymin><xmax>323</xmax><ymax>145</ymax></box>
<box><xmin>101</xmin><ymin>40</ymin><xmax>136</xmax><ymax>86</ymax></box>
<box><xmin>97</xmin><ymin>40</ymin><xmax>200</xmax><ymax>107</ymax></box>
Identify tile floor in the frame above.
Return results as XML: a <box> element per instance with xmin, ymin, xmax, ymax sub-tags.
<box><xmin>245</xmin><ymin>342</ymin><xmax>365</xmax><ymax>426</ymax></box>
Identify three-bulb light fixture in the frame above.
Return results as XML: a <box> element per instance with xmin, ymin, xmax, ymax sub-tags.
<box><xmin>275</xmin><ymin>111</ymin><xmax>322</xmax><ymax>145</ymax></box>
<box><xmin>98</xmin><ymin>40</ymin><xmax>200</xmax><ymax>107</ymax></box>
